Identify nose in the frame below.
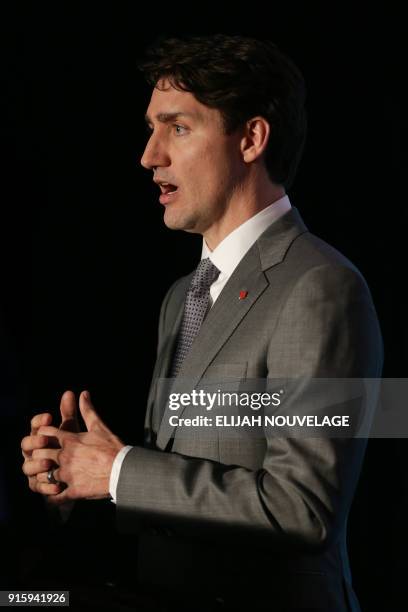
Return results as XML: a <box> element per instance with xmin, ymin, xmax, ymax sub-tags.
<box><xmin>140</xmin><ymin>133</ymin><xmax>170</xmax><ymax>170</ymax></box>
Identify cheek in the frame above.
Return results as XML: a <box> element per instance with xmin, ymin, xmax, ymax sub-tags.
<box><xmin>195</xmin><ymin>149</ymin><xmax>230</xmax><ymax>185</ymax></box>
<box><xmin>180</xmin><ymin>139</ymin><xmax>236</xmax><ymax>198</ymax></box>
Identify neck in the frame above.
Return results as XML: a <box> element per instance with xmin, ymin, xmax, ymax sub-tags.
<box><xmin>203</xmin><ymin>179</ymin><xmax>286</xmax><ymax>251</ymax></box>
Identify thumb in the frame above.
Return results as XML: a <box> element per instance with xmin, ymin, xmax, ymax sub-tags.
<box><xmin>79</xmin><ymin>390</ymin><xmax>105</xmax><ymax>431</ymax></box>
<box><xmin>59</xmin><ymin>390</ymin><xmax>79</xmax><ymax>432</ymax></box>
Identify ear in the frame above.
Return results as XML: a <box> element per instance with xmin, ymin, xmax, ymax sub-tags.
<box><xmin>240</xmin><ymin>116</ymin><xmax>270</xmax><ymax>164</ymax></box>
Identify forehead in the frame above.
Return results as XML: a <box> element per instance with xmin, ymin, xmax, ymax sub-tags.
<box><xmin>145</xmin><ymin>78</ymin><xmax>222</xmax><ymax>125</ymax></box>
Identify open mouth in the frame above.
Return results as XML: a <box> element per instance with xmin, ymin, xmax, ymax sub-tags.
<box><xmin>159</xmin><ymin>182</ymin><xmax>178</xmax><ymax>195</ymax></box>
<box><xmin>158</xmin><ymin>181</ymin><xmax>179</xmax><ymax>205</ymax></box>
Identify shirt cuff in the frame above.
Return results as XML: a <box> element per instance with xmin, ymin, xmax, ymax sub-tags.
<box><xmin>109</xmin><ymin>445</ymin><xmax>133</xmax><ymax>503</ymax></box>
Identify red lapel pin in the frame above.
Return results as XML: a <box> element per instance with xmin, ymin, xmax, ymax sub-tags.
<box><xmin>239</xmin><ymin>290</ymin><xmax>248</xmax><ymax>300</ymax></box>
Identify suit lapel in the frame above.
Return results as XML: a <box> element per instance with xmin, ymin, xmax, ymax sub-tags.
<box><xmin>156</xmin><ymin>207</ymin><xmax>308</xmax><ymax>449</ymax></box>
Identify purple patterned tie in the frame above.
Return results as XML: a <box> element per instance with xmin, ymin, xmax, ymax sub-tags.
<box><xmin>170</xmin><ymin>258</ymin><xmax>220</xmax><ymax>377</ymax></box>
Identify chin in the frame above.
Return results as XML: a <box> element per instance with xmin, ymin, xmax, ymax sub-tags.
<box><xmin>163</xmin><ymin>209</ymin><xmax>200</xmax><ymax>233</ymax></box>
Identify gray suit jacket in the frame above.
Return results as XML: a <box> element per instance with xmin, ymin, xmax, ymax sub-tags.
<box><xmin>117</xmin><ymin>207</ymin><xmax>383</xmax><ymax>611</ymax></box>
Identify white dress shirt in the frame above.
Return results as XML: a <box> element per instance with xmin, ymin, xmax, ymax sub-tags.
<box><xmin>109</xmin><ymin>195</ymin><xmax>292</xmax><ymax>501</ymax></box>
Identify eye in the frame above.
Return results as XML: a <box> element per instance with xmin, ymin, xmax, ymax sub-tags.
<box><xmin>174</xmin><ymin>124</ymin><xmax>187</xmax><ymax>135</ymax></box>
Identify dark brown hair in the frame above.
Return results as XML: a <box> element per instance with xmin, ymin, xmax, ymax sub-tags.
<box><xmin>138</xmin><ymin>34</ymin><xmax>307</xmax><ymax>191</ymax></box>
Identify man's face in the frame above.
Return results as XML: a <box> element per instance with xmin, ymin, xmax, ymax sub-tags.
<box><xmin>141</xmin><ymin>78</ymin><xmax>245</xmax><ymax>237</ymax></box>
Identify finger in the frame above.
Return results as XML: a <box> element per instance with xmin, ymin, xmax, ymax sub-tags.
<box><xmin>30</xmin><ymin>413</ymin><xmax>52</xmax><ymax>435</ymax></box>
<box><xmin>21</xmin><ymin>435</ymin><xmax>49</xmax><ymax>458</ymax></box>
<box><xmin>59</xmin><ymin>390</ymin><xmax>80</xmax><ymax>432</ymax></box>
<box><xmin>34</xmin><ymin>481</ymin><xmax>64</xmax><ymax>496</ymax></box>
<box><xmin>45</xmin><ymin>488</ymin><xmax>71</xmax><ymax>505</ymax></box>
<box><xmin>37</xmin><ymin>426</ymin><xmax>63</xmax><ymax>440</ymax></box>
<box><xmin>79</xmin><ymin>390</ymin><xmax>105</xmax><ymax>431</ymax></box>
<box><xmin>36</xmin><ymin>470</ymin><xmax>55</xmax><ymax>484</ymax></box>
<box><xmin>22</xmin><ymin>459</ymin><xmax>54</xmax><ymax>477</ymax></box>
<box><xmin>36</xmin><ymin>469</ymin><xmax>65</xmax><ymax>486</ymax></box>
<box><xmin>31</xmin><ymin>448</ymin><xmax>60</xmax><ymax>463</ymax></box>
<box><xmin>27</xmin><ymin>475</ymin><xmax>62</xmax><ymax>495</ymax></box>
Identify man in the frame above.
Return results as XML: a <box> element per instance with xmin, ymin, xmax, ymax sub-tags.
<box><xmin>21</xmin><ymin>35</ymin><xmax>383</xmax><ymax>611</ymax></box>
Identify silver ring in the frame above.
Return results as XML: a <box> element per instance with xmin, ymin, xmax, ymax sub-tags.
<box><xmin>47</xmin><ymin>468</ymin><xmax>59</xmax><ymax>485</ymax></box>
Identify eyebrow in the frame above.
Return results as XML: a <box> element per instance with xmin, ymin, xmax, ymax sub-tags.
<box><xmin>144</xmin><ymin>111</ymin><xmax>197</xmax><ymax>125</ymax></box>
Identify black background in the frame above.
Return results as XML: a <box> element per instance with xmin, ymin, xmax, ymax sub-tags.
<box><xmin>1</xmin><ymin>3</ymin><xmax>406</xmax><ymax>610</ymax></box>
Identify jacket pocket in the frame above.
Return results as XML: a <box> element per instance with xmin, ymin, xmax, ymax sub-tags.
<box><xmin>202</xmin><ymin>362</ymin><xmax>248</xmax><ymax>380</ymax></box>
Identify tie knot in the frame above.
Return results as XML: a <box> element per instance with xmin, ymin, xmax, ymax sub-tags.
<box><xmin>190</xmin><ymin>258</ymin><xmax>220</xmax><ymax>292</ymax></box>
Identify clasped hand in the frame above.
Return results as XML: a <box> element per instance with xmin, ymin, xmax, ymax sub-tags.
<box><xmin>21</xmin><ymin>390</ymin><xmax>125</xmax><ymax>504</ymax></box>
